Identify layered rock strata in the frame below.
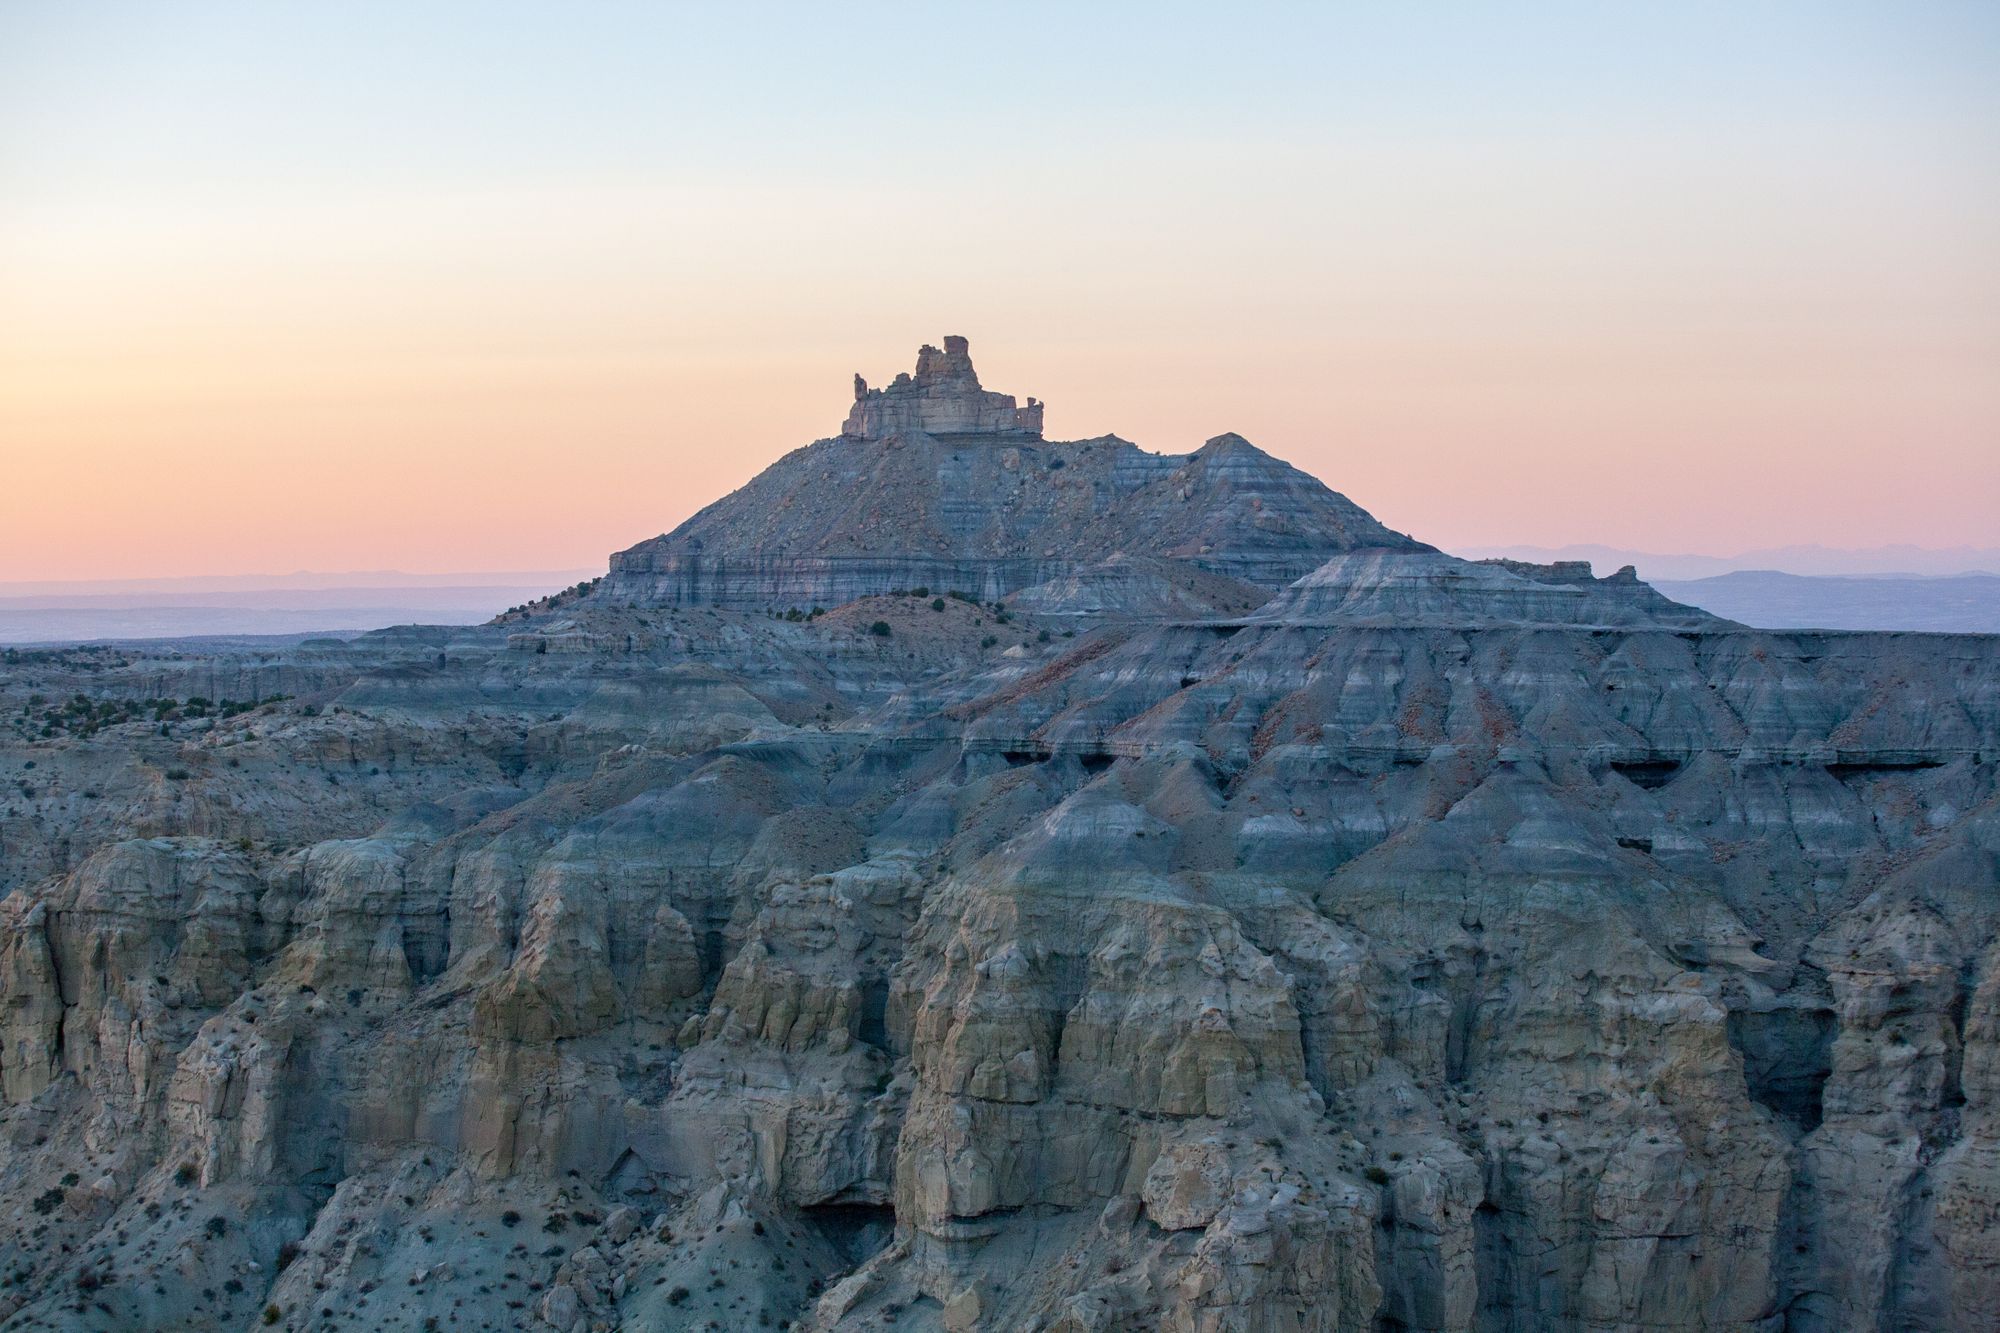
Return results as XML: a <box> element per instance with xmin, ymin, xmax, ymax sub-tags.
<box><xmin>0</xmin><ymin>343</ymin><xmax>1995</xmax><ymax>1331</ymax></box>
<box><xmin>843</xmin><ymin>336</ymin><xmax>1045</xmax><ymax>440</ymax></box>
<box><xmin>600</xmin><ymin>340</ymin><xmax>1429</xmax><ymax>610</ymax></box>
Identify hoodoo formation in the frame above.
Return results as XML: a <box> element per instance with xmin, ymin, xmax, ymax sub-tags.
<box><xmin>842</xmin><ymin>335</ymin><xmax>1046</xmax><ymax>441</ymax></box>
<box><xmin>0</xmin><ymin>339</ymin><xmax>1995</xmax><ymax>1331</ymax></box>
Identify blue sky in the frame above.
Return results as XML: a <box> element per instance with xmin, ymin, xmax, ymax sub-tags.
<box><xmin>2</xmin><ymin>2</ymin><xmax>1995</xmax><ymax>577</ymax></box>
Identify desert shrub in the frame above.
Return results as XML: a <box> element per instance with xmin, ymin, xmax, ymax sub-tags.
<box><xmin>868</xmin><ymin>621</ymin><xmax>892</xmax><ymax>637</ymax></box>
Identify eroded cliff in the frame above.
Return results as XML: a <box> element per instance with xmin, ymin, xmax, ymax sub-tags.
<box><xmin>0</xmin><ymin>344</ymin><xmax>1993</xmax><ymax>1332</ymax></box>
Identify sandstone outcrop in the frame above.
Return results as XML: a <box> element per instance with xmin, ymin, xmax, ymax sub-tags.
<box><xmin>844</xmin><ymin>336</ymin><xmax>1045</xmax><ymax>441</ymax></box>
<box><xmin>598</xmin><ymin>340</ymin><xmax>1429</xmax><ymax>610</ymax></box>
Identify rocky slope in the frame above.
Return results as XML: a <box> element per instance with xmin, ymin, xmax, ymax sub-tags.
<box><xmin>599</xmin><ymin>339</ymin><xmax>1427</xmax><ymax>611</ymax></box>
<box><xmin>0</xmin><ymin>343</ymin><xmax>1995</xmax><ymax>1332</ymax></box>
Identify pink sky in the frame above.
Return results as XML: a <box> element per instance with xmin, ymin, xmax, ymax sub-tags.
<box><xmin>2</xmin><ymin>6</ymin><xmax>1995</xmax><ymax>581</ymax></box>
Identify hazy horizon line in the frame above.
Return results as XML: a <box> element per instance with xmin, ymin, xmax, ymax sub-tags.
<box><xmin>12</xmin><ymin>539</ymin><xmax>2000</xmax><ymax>595</ymax></box>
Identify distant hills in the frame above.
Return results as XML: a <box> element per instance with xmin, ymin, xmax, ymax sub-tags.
<box><xmin>8</xmin><ymin>497</ymin><xmax>1994</xmax><ymax>647</ymax></box>
<box><xmin>1650</xmin><ymin>571</ymin><xmax>2000</xmax><ymax>634</ymax></box>
<box><xmin>0</xmin><ymin>571</ymin><xmax>591</xmax><ymax>645</ymax></box>
<box><xmin>1463</xmin><ymin>542</ymin><xmax>2000</xmax><ymax>581</ymax></box>
<box><xmin>1459</xmin><ymin>545</ymin><xmax>2000</xmax><ymax>633</ymax></box>
<box><xmin>11</xmin><ymin>560</ymin><xmax>1996</xmax><ymax>647</ymax></box>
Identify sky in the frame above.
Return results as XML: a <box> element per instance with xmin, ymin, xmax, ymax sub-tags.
<box><xmin>2</xmin><ymin>1</ymin><xmax>1996</xmax><ymax>582</ymax></box>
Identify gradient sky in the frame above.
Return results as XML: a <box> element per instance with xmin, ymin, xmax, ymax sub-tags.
<box><xmin>2</xmin><ymin>2</ymin><xmax>1996</xmax><ymax>581</ymax></box>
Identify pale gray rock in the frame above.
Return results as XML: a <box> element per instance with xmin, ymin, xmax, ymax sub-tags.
<box><xmin>599</xmin><ymin>342</ymin><xmax>1429</xmax><ymax>610</ymax></box>
<box><xmin>0</xmin><ymin>342</ymin><xmax>1994</xmax><ymax>1331</ymax></box>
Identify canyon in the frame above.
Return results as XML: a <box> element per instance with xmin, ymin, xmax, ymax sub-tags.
<box><xmin>0</xmin><ymin>340</ymin><xmax>1994</xmax><ymax>1331</ymax></box>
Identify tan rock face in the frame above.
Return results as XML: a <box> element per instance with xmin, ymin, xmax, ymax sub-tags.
<box><xmin>1</xmin><ymin>381</ymin><xmax>1997</xmax><ymax>1330</ymax></box>
<box><xmin>842</xmin><ymin>335</ymin><xmax>1045</xmax><ymax>441</ymax></box>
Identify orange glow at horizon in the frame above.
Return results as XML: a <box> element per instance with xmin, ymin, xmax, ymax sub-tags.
<box><xmin>3</xmin><ymin>7</ymin><xmax>1996</xmax><ymax>582</ymax></box>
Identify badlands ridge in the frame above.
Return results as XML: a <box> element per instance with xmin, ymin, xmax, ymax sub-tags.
<box><xmin>0</xmin><ymin>340</ymin><xmax>1995</xmax><ymax>1331</ymax></box>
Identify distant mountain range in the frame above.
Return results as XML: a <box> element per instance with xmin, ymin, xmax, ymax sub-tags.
<box><xmin>1461</xmin><ymin>543</ymin><xmax>2000</xmax><ymax>581</ymax></box>
<box><xmin>1455</xmin><ymin>545</ymin><xmax>2000</xmax><ymax>633</ymax></box>
<box><xmin>1649</xmin><ymin>571</ymin><xmax>2000</xmax><ymax>634</ymax></box>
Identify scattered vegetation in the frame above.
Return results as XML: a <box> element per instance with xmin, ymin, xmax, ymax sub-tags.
<box><xmin>8</xmin><ymin>692</ymin><xmax>290</xmax><ymax>740</ymax></box>
<box><xmin>501</xmin><ymin>576</ymin><xmax>603</xmax><ymax>619</ymax></box>
<box><xmin>1</xmin><ymin>646</ymin><xmax>130</xmax><ymax>671</ymax></box>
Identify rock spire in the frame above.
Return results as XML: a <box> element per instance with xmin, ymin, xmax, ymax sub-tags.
<box><xmin>842</xmin><ymin>335</ymin><xmax>1044</xmax><ymax>439</ymax></box>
